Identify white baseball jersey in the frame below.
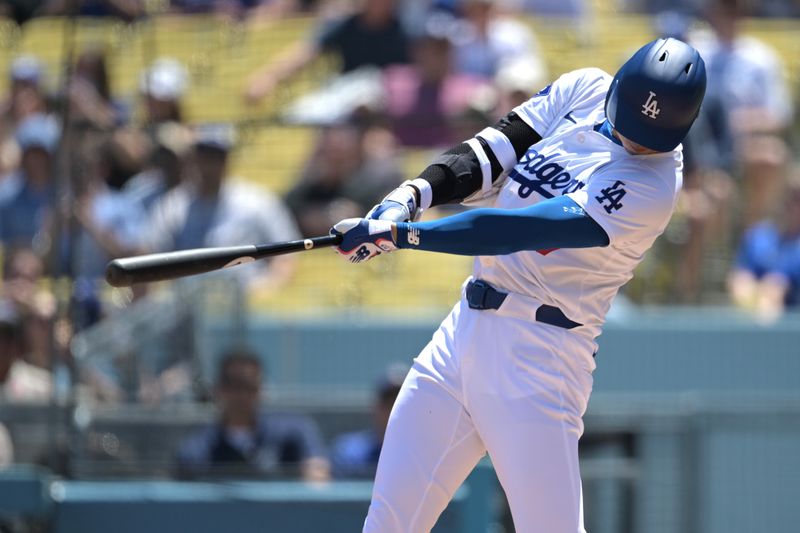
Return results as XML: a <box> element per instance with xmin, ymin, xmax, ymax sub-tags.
<box><xmin>467</xmin><ymin>67</ymin><xmax>683</xmax><ymax>338</ymax></box>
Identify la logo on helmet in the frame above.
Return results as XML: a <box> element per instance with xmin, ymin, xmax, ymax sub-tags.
<box><xmin>641</xmin><ymin>91</ymin><xmax>661</xmax><ymax>119</ymax></box>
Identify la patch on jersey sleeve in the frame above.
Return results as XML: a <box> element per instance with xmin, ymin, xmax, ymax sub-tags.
<box><xmin>566</xmin><ymin>167</ymin><xmax>679</xmax><ymax>247</ymax></box>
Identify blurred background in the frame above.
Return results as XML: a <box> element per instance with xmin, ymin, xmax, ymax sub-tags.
<box><xmin>0</xmin><ymin>0</ymin><xmax>798</xmax><ymax>531</ymax></box>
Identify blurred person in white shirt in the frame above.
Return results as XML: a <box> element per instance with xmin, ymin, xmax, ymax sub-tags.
<box><xmin>690</xmin><ymin>0</ymin><xmax>793</xmax><ymax>227</ymax></box>
<box><xmin>0</xmin><ymin>299</ymin><xmax>51</xmax><ymax>403</ymax></box>
<box><xmin>451</xmin><ymin>0</ymin><xmax>545</xmax><ymax>81</ymax></box>
<box><xmin>144</xmin><ymin>124</ymin><xmax>301</xmax><ymax>290</ymax></box>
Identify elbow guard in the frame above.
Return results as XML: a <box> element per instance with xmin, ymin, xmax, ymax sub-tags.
<box><xmin>418</xmin><ymin>143</ymin><xmax>483</xmax><ymax>206</ymax></box>
<box><xmin>413</xmin><ymin>112</ymin><xmax>542</xmax><ymax>207</ymax></box>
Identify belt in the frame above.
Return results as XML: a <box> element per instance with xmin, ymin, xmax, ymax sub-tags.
<box><xmin>465</xmin><ymin>279</ymin><xmax>583</xmax><ymax>330</ymax></box>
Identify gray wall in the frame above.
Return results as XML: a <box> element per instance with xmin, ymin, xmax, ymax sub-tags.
<box><xmin>195</xmin><ymin>307</ymin><xmax>800</xmax><ymax>533</ymax></box>
<box><xmin>199</xmin><ymin>308</ymin><xmax>800</xmax><ymax>399</ymax></box>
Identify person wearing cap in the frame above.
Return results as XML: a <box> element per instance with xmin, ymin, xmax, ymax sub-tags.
<box><xmin>143</xmin><ymin>124</ymin><xmax>301</xmax><ymax>288</ymax></box>
<box><xmin>330</xmin><ymin>365</ymin><xmax>405</xmax><ymax>479</ymax></box>
<box><xmin>494</xmin><ymin>55</ymin><xmax>549</xmax><ymax>113</ymax></box>
<box><xmin>3</xmin><ymin>56</ymin><xmax>45</xmax><ymax>109</ymax></box>
<box><xmin>0</xmin><ymin>113</ymin><xmax>60</xmax><ymax>251</ymax></box>
<box><xmin>7</xmin><ymin>56</ymin><xmax>43</xmax><ymax>90</ymax></box>
<box><xmin>140</xmin><ymin>58</ymin><xmax>189</xmax><ymax>127</ymax></box>
<box><xmin>0</xmin><ymin>55</ymin><xmax>48</xmax><ymax>176</ymax></box>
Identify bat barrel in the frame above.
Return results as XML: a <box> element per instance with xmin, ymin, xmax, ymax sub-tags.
<box><xmin>105</xmin><ymin>245</ymin><xmax>259</xmax><ymax>287</ymax></box>
<box><xmin>105</xmin><ymin>234</ymin><xmax>343</xmax><ymax>288</ymax></box>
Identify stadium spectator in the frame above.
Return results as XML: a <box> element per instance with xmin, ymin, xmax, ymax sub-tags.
<box><xmin>0</xmin><ymin>0</ymin><xmax>46</xmax><ymax>24</ymax></box>
<box><xmin>493</xmin><ymin>55</ymin><xmax>548</xmax><ymax>114</ymax></box>
<box><xmin>754</xmin><ymin>0</ymin><xmax>800</xmax><ymax>16</ymax></box>
<box><xmin>64</xmin><ymin>47</ymin><xmax>126</xmax><ymax>132</ymax></box>
<box><xmin>40</xmin><ymin>0</ymin><xmax>145</xmax><ymax>21</ymax></box>
<box><xmin>382</xmin><ymin>18</ymin><xmax>490</xmax><ymax>147</ymax></box>
<box><xmin>285</xmin><ymin>124</ymin><xmax>402</xmax><ymax>237</ymax></box>
<box><xmin>70</xmin><ymin>128</ymin><xmax>151</xmax><ymax>281</ymax></box>
<box><xmin>176</xmin><ymin>348</ymin><xmax>330</xmax><ymax>480</ymax></box>
<box><xmin>0</xmin><ymin>56</ymin><xmax>48</xmax><ymax>178</ymax></box>
<box><xmin>399</xmin><ymin>0</ymin><xmax>459</xmax><ymax>30</ymax></box>
<box><xmin>330</xmin><ymin>365</ymin><xmax>404</xmax><ymax>479</ymax></box>
<box><xmin>124</xmin><ymin>121</ymin><xmax>194</xmax><ymax>211</ymax></box>
<box><xmin>520</xmin><ymin>0</ymin><xmax>588</xmax><ymax>17</ymax></box>
<box><xmin>728</xmin><ymin>173</ymin><xmax>800</xmax><ymax>318</ymax></box>
<box><xmin>244</xmin><ymin>0</ymin><xmax>410</xmax><ymax>105</ymax></box>
<box><xmin>649</xmin><ymin>11</ymin><xmax>736</xmax><ymax>302</ymax></box>
<box><xmin>0</xmin><ymin>113</ymin><xmax>60</xmax><ymax>252</ymax></box>
<box><xmin>62</xmin><ymin>47</ymin><xmax>133</xmax><ymax>200</ymax></box>
<box><xmin>0</xmin><ymin>299</ymin><xmax>51</xmax><ymax>403</ymax></box>
<box><xmin>140</xmin><ymin>58</ymin><xmax>189</xmax><ymax>129</ymax></box>
<box><xmin>1</xmin><ymin>247</ymin><xmax>56</xmax><ymax>372</ymax></box>
<box><xmin>169</xmin><ymin>0</ymin><xmax>301</xmax><ymax>21</ymax></box>
<box><xmin>691</xmin><ymin>0</ymin><xmax>793</xmax><ymax>227</ymax></box>
<box><xmin>451</xmin><ymin>0</ymin><xmax>545</xmax><ymax>81</ymax></box>
<box><xmin>144</xmin><ymin>124</ymin><xmax>300</xmax><ymax>288</ymax></box>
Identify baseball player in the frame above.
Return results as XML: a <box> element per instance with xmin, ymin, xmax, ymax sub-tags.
<box><xmin>331</xmin><ymin>38</ymin><xmax>706</xmax><ymax>532</ymax></box>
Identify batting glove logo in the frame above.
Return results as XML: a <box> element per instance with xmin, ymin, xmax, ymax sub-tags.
<box><xmin>352</xmin><ymin>246</ymin><xmax>374</xmax><ymax>263</ymax></box>
<box><xmin>407</xmin><ymin>227</ymin><xmax>420</xmax><ymax>246</ymax></box>
<box><xmin>331</xmin><ymin>218</ymin><xmax>398</xmax><ymax>264</ymax></box>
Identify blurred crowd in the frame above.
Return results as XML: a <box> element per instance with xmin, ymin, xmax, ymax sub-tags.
<box><xmin>0</xmin><ymin>0</ymin><xmax>797</xmax><ymax>480</ymax></box>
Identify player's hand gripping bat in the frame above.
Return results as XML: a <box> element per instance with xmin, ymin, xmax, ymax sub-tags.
<box><xmin>105</xmin><ymin>234</ymin><xmax>343</xmax><ymax>287</ymax></box>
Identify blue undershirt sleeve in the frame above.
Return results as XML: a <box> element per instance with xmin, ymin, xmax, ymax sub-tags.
<box><xmin>395</xmin><ymin>196</ymin><xmax>610</xmax><ymax>255</ymax></box>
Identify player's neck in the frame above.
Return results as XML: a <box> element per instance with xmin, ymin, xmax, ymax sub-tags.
<box><xmin>597</xmin><ymin>120</ymin><xmax>622</xmax><ymax>147</ymax></box>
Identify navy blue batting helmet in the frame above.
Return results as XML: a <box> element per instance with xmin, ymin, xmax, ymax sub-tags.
<box><xmin>605</xmin><ymin>38</ymin><xmax>706</xmax><ymax>152</ymax></box>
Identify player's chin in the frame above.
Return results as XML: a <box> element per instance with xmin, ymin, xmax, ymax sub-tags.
<box><xmin>621</xmin><ymin>139</ymin><xmax>659</xmax><ymax>156</ymax></box>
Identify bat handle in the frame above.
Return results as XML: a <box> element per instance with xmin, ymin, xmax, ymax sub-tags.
<box><xmin>265</xmin><ymin>234</ymin><xmax>343</xmax><ymax>253</ymax></box>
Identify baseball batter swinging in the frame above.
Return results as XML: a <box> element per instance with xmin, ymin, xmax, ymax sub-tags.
<box><xmin>331</xmin><ymin>38</ymin><xmax>706</xmax><ymax>532</ymax></box>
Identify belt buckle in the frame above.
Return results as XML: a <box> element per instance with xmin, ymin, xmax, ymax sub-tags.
<box><xmin>467</xmin><ymin>280</ymin><xmax>490</xmax><ymax>309</ymax></box>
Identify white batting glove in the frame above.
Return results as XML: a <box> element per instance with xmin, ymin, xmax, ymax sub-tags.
<box><xmin>366</xmin><ymin>184</ymin><xmax>420</xmax><ymax>223</ymax></box>
<box><xmin>331</xmin><ymin>218</ymin><xmax>397</xmax><ymax>264</ymax></box>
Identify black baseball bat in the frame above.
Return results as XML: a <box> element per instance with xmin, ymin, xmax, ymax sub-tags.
<box><xmin>105</xmin><ymin>234</ymin><xmax>343</xmax><ymax>287</ymax></box>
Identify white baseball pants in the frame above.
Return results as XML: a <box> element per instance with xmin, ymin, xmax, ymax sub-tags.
<box><xmin>363</xmin><ymin>295</ymin><xmax>597</xmax><ymax>533</ymax></box>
